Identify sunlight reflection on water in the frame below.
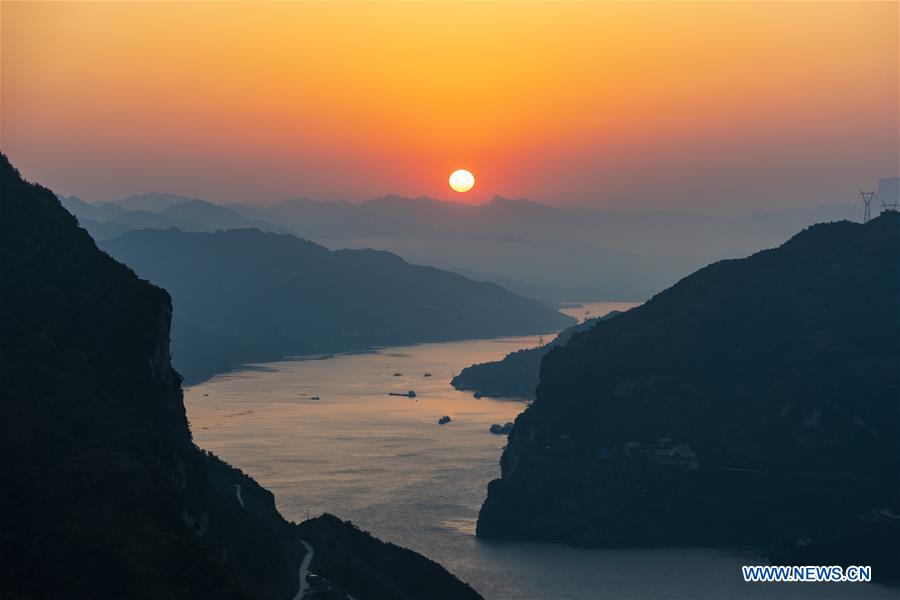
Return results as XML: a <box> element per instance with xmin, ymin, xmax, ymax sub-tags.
<box><xmin>185</xmin><ymin>305</ymin><xmax>895</xmax><ymax>599</ymax></box>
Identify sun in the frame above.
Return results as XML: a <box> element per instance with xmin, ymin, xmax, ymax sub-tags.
<box><xmin>449</xmin><ymin>169</ymin><xmax>475</xmax><ymax>193</ymax></box>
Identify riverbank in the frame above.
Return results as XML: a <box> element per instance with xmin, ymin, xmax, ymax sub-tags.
<box><xmin>185</xmin><ymin>334</ymin><xmax>896</xmax><ymax>599</ymax></box>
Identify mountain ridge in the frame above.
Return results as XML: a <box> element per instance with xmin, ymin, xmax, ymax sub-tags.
<box><xmin>0</xmin><ymin>152</ymin><xmax>483</xmax><ymax>599</ymax></box>
<box><xmin>100</xmin><ymin>226</ymin><xmax>574</xmax><ymax>383</ymax></box>
<box><xmin>476</xmin><ymin>212</ymin><xmax>900</xmax><ymax>579</ymax></box>
<box><xmin>62</xmin><ymin>187</ymin><xmax>880</xmax><ymax>305</ymax></box>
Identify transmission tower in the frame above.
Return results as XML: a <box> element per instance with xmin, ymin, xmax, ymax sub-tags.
<box><xmin>859</xmin><ymin>190</ymin><xmax>877</xmax><ymax>223</ymax></box>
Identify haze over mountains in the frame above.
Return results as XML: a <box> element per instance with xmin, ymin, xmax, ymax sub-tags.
<box><xmin>61</xmin><ymin>181</ymin><xmax>898</xmax><ymax>304</ymax></box>
<box><xmin>59</xmin><ymin>193</ymin><xmax>288</xmax><ymax>241</ymax></box>
<box><xmin>100</xmin><ymin>227</ymin><xmax>573</xmax><ymax>383</ymax></box>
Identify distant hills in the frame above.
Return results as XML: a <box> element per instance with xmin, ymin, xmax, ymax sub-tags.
<box><xmin>476</xmin><ymin>212</ymin><xmax>900</xmax><ymax>579</ymax></box>
<box><xmin>61</xmin><ymin>187</ymin><xmax>894</xmax><ymax>304</ymax></box>
<box><xmin>0</xmin><ymin>153</ymin><xmax>482</xmax><ymax>599</ymax></box>
<box><xmin>59</xmin><ymin>192</ymin><xmax>288</xmax><ymax>240</ymax></box>
<box><xmin>100</xmin><ymin>228</ymin><xmax>574</xmax><ymax>383</ymax></box>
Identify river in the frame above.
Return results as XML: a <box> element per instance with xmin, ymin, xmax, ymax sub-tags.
<box><xmin>185</xmin><ymin>302</ymin><xmax>894</xmax><ymax>599</ymax></box>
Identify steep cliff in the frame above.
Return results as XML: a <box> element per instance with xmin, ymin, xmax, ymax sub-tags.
<box><xmin>0</xmin><ymin>152</ymin><xmax>307</xmax><ymax>598</ymax></box>
<box><xmin>477</xmin><ymin>213</ymin><xmax>900</xmax><ymax>575</ymax></box>
<box><xmin>0</xmin><ymin>154</ymin><xmax>481</xmax><ymax>599</ymax></box>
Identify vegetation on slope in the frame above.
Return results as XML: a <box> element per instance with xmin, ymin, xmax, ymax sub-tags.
<box><xmin>478</xmin><ymin>213</ymin><xmax>900</xmax><ymax>579</ymax></box>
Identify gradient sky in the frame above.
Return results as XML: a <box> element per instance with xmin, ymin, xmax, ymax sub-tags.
<box><xmin>2</xmin><ymin>1</ymin><xmax>898</xmax><ymax>211</ymax></box>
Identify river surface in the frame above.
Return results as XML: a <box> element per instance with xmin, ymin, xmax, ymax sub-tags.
<box><xmin>185</xmin><ymin>302</ymin><xmax>895</xmax><ymax>599</ymax></box>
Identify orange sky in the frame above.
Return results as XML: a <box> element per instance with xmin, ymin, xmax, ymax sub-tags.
<box><xmin>2</xmin><ymin>1</ymin><xmax>898</xmax><ymax>210</ymax></box>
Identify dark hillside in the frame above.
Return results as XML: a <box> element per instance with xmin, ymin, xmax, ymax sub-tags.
<box><xmin>478</xmin><ymin>213</ymin><xmax>900</xmax><ymax>578</ymax></box>
<box><xmin>451</xmin><ymin>310</ymin><xmax>622</xmax><ymax>398</ymax></box>
<box><xmin>0</xmin><ymin>154</ymin><xmax>482</xmax><ymax>599</ymax></box>
<box><xmin>0</xmin><ymin>153</ymin><xmax>299</xmax><ymax>598</ymax></box>
<box><xmin>101</xmin><ymin>228</ymin><xmax>573</xmax><ymax>382</ymax></box>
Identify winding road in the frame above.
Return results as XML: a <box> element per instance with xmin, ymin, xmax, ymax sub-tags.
<box><xmin>292</xmin><ymin>540</ymin><xmax>314</xmax><ymax>600</ymax></box>
<box><xmin>232</xmin><ymin>480</ymin><xmax>311</xmax><ymax>599</ymax></box>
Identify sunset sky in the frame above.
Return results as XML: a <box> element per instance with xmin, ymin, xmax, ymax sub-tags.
<box><xmin>2</xmin><ymin>1</ymin><xmax>897</xmax><ymax>211</ymax></box>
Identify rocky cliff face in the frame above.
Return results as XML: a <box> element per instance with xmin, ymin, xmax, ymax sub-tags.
<box><xmin>0</xmin><ymin>153</ymin><xmax>482</xmax><ymax>599</ymax></box>
<box><xmin>477</xmin><ymin>213</ymin><xmax>900</xmax><ymax>576</ymax></box>
<box><xmin>0</xmin><ymin>152</ymin><xmax>306</xmax><ymax>598</ymax></box>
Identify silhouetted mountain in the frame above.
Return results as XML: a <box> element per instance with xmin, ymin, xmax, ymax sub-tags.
<box><xmin>296</xmin><ymin>515</ymin><xmax>481</xmax><ymax>600</ymax></box>
<box><xmin>60</xmin><ymin>194</ymin><xmax>285</xmax><ymax>240</ymax></box>
<box><xmin>451</xmin><ymin>310</ymin><xmax>622</xmax><ymax>399</ymax></box>
<box><xmin>227</xmin><ymin>195</ymin><xmax>714</xmax><ymax>301</ymax></box>
<box><xmin>2</xmin><ymin>154</ymin><xmax>302</xmax><ymax>598</ymax></box>
<box><xmin>161</xmin><ymin>199</ymin><xmax>288</xmax><ymax>233</ymax></box>
<box><xmin>224</xmin><ymin>194</ymin><xmax>864</xmax><ymax>257</ymax></box>
<box><xmin>0</xmin><ymin>154</ymin><xmax>482</xmax><ymax>599</ymax></box>
<box><xmin>229</xmin><ymin>197</ymin><xmax>357</xmax><ymax>236</ymax></box>
<box><xmin>100</xmin><ymin>228</ymin><xmax>574</xmax><ymax>383</ymax></box>
<box><xmin>227</xmin><ymin>194</ymin><xmax>869</xmax><ymax>303</ymax></box>
<box><xmin>476</xmin><ymin>213</ymin><xmax>900</xmax><ymax>579</ymax></box>
<box><xmin>67</xmin><ymin>191</ymin><xmax>874</xmax><ymax>304</ymax></box>
<box><xmin>112</xmin><ymin>191</ymin><xmax>203</xmax><ymax>212</ymax></box>
<box><xmin>110</xmin><ymin>207</ymin><xmax>186</xmax><ymax>230</ymax></box>
<box><xmin>73</xmin><ymin>216</ymin><xmax>136</xmax><ymax>241</ymax></box>
<box><xmin>58</xmin><ymin>194</ymin><xmax>126</xmax><ymax>221</ymax></box>
<box><xmin>59</xmin><ymin>195</ymin><xmax>189</xmax><ymax>237</ymax></box>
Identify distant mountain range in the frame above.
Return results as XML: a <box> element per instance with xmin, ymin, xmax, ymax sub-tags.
<box><xmin>1</xmin><ymin>153</ymin><xmax>482</xmax><ymax>599</ymax></box>
<box><xmin>62</xmin><ymin>184</ymin><xmax>897</xmax><ymax>304</ymax></box>
<box><xmin>476</xmin><ymin>211</ymin><xmax>900</xmax><ymax>580</ymax></box>
<box><xmin>60</xmin><ymin>193</ymin><xmax>288</xmax><ymax>240</ymax></box>
<box><xmin>100</xmin><ymin>228</ymin><xmax>574</xmax><ymax>383</ymax></box>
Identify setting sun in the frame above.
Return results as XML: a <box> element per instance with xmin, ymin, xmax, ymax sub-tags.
<box><xmin>449</xmin><ymin>169</ymin><xmax>475</xmax><ymax>193</ymax></box>
<box><xmin>2</xmin><ymin>2</ymin><xmax>898</xmax><ymax>597</ymax></box>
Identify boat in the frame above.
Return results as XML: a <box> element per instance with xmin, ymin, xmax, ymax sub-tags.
<box><xmin>438</xmin><ymin>415</ymin><xmax>452</xmax><ymax>425</ymax></box>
